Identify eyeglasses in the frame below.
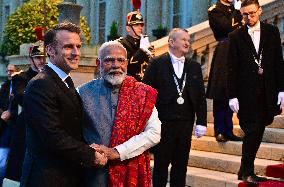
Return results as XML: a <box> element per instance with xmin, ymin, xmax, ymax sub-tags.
<box><xmin>102</xmin><ymin>57</ymin><xmax>127</xmax><ymax>65</ymax></box>
<box><xmin>242</xmin><ymin>8</ymin><xmax>259</xmax><ymax>17</ymax></box>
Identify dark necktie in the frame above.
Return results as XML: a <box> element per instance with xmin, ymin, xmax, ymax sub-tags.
<box><xmin>65</xmin><ymin>76</ymin><xmax>75</xmax><ymax>89</ymax></box>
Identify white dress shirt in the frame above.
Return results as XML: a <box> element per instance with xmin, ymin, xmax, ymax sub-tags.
<box><xmin>248</xmin><ymin>21</ymin><xmax>261</xmax><ymax>53</ymax></box>
<box><xmin>115</xmin><ymin>107</ymin><xmax>161</xmax><ymax>161</ymax></box>
<box><xmin>47</xmin><ymin>61</ymin><xmax>71</xmax><ymax>88</ymax></box>
<box><xmin>169</xmin><ymin>52</ymin><xmax>185</xmax><ymax>79</ymax></box>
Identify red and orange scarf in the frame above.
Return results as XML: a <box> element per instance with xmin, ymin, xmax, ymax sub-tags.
<box><xmin>108</xmin><ymin>76</ymin><xmax>157</xmax><ymax>187</ymax></box>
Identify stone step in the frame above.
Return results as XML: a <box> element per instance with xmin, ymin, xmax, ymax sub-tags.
<box><xmin>205</xmin><ymin>123</ymin><xmax>284</xmax><ymax>144</ymax></box>
<box><xmin>191</xmin><ymin>136</ymin><xmax>284</xmax><ymax>161</ymax></box>
<box><xmin>205</xmin><ymin>123</ymin><xmax>244</xmax><ymax>137</ymax></box>
<box><xmin>185</xmin><ymin>166</ymin><xmax>240</xmax><ymax>187</ymax></box>
<box><xmin>151</xmin><ymin>161</ymin><xmax>239</xmax><ymax>187</ymax></box>
<box><xmin>207</xmin><ymin>111</ymin><xmax>284</xmax><ymax>129</ymax></box>
<box><xmin>188</xmin><ymin>150</ymin><xmax>282</xmax><ymax>176</ymax></box>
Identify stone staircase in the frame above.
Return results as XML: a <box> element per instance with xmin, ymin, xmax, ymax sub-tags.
<box><xmin>182</xmin><ymin>112</ymin><xmax>284</xmax><ymax>187</ymax></box>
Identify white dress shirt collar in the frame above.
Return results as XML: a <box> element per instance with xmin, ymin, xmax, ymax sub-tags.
<box><xmin>47</xmin><ymin>61</ymin><xmax>69</xmax><ymax>82</ymax></box>
<box><xmin>247</xmin><ymin>21</ymin><xmax>260</xmax><ymax>32</ymax></box>
<box><xmin>169</xmin><ymin>52</ymin><xmax>185</xmax><ymax>79</ymax></box>
<box><xmin>247</xmin><ymin>21</ymin><xmax>261</xmax><ymax>53</ymax></box>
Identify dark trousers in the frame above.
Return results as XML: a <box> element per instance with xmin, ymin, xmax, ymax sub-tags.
<box><xmin>238</xmin><ymin>122</ymin><xmax>265</xmax><ymax>176</ymax></box>
<box><xmin>213</xmin><ymin>99</ymin><xmax>233</xmax><ymax>136</ymax></box>
<box><xmin>153</xmin><ymin>120</ymin><xmax>193</xmax><ymax>187</ymax></box>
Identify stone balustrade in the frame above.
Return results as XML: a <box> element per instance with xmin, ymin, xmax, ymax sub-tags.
<box><xmin>152</xmin><ymin>0</ymin><xmax>284</xmax><ymax>82</ymax></box>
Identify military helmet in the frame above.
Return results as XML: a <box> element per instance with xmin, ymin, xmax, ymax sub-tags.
<box><xmin>29</xmin><ymin>40</ymin><xmax>45</xmax><ymax>58</ymax></box>
<box><xmin>126</xmin><ymin>11</ymin><xmax>144</xmax><ymax>26</ymax></box>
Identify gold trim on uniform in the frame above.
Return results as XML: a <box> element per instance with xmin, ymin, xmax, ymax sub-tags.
<box><xmin>129</xmin><ymin>56</ymin><xmax>138</xmax><ymax>64</ymax></box>
<box><xmin>232</xmin><ymin>18</ymin><xmax>239</xmax><ymax>27</ymax></box>
<box><xmin>136</xmin><ymin>61</ymin><xmax>148</xmax><ymax>79</ymax></box>
<box><xmin>208</xmin><ymin>4</ymin><xmax>216</xmax><ymax>12</ymax></box>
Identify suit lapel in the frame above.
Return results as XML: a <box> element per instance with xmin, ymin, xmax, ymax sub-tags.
<box><xmin>164</xmin><ymin>53</ymin><xmax>178</xmax><ymax>91</ymax></box>
<box><xmin>259</xmin><ymin>22</ymin><xmax>267</xmax><ymax>66</ymax></box>
<box><xmin>241</xmin><ymin>26</ymin><xmax>258</xmax><ymax>58</ymax></box>
<box><xmin>44</xmin><ymin>66</ymin><xmax>82</xmax><ymax>111</ymax></box>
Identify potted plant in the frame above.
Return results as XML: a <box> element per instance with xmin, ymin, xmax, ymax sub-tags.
<box><xmin>152</xmin><ymin>25</ymin><xmax>168</xmax><ymax>39</ymax></box>
<box><xmin>107</xmin><ymin>21</ymin><xmax>120</xmax><ymax>41</ymax></box>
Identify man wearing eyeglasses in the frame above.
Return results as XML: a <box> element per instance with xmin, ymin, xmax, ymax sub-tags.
<box><xmin>227</xmin><ymin>0</ymin><xmax>284</xmax><ymax>185</ymax></box>
<box><xmin>78</xmin><ymin>40</ymin><xmax>161</xmax><ymax>187</ymax></box>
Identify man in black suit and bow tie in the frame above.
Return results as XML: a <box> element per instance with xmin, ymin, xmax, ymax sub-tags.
<box><xmin>227</xmin><ymin>0</ymin><xmax>284</xmax><ymax>185</ymax></box>
<box><xmin>143</xmin><ymin>28</ymin><xmax>207</xmax><ymax>187</ymax></box>
<box><xmin>20</xmin><ymin>22</ymin><xmax>107</xmax><ymax>187</ymax></box>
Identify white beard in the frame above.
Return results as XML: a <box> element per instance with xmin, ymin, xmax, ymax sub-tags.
<box><xmin>102</xmin><ymin>68</ymin><xmax>126</xmax><ymax>86</ymax></box>
<box><xmin>104</xmin><ymin>73</ymin><xmax>126</xmax><ymax>85</ymax></box>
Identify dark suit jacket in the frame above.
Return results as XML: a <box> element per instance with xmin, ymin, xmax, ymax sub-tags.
<box><xmin>5</xmin><ymin>68</ymin><xmax>37</xmax><ymax>181</ymax></box>
<box><xmin>228</xmin><ymin>22</ymin><xmax>284</xmax><ymax>123</ymax></box>
<box><xmin>20</xmin><ymin>66</ymin><xmax>96</xmax><ymax>187</ymax></box>
<box><xmin>143</xmin><ymin>52</ymin><xmax>207</xmax><ymax>126</ymax></box>
<box><xmin>206</xmin><ymin>2</ymin><xmax>242</xmax><ymax>100</ymax></box>
<box><xmin>0</xmin><ymin>79</ymin><xmax>12</xmax><ymax>147</ymax></box>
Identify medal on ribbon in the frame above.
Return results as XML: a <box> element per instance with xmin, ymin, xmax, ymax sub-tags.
<box><xmin>173</xmin><ymin>73</ymin><xmax>187</xmax><ymax>105</ymax></box>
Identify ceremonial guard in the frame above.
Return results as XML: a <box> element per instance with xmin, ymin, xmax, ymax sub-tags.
<box><xmin>118</xmin><ymin>0</ymin><xmax>154</xmax><ymax>81</ymax></box>
<box><xmin>206</xmin><ymin>0</ymin><xmax>243</xmax><ymax>142</ymax></box>
<box><xmin>4</xmin><ymin>27</ymin><xmax>46</xmax><ymax>183</ymax></box>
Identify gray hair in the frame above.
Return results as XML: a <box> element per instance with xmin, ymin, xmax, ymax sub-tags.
<box><xmin>168</xmin><ymin>28</ymin><xmax>188</xmax><ymax>42</ymax></box>
<box><xmin>98</xmin><ymin>40</ymin><xmax>127</xmax><ymax>60</ymax></box>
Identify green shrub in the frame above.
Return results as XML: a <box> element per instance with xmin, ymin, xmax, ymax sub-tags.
<box><xmin>0</xmin><ymin>0</ymin><xmax>91</xmax><ymax>56</ymax></box>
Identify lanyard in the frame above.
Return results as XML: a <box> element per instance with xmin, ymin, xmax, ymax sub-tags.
<box><xmin>173</xmin><ymin>73</ymin><xmax>187</xmax><ymax>104</ymax></box>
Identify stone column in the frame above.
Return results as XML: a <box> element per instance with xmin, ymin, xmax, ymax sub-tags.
<box><xmin>161</xmin><ymin>0</ymin><xmax>170</xmax><ymax>28</ymax></box>
<box><xmin>121</xmin><ymin>0</ymin><xmax>131</xmax><ymax>35</ymax></box>
<box><xmin>89</xmin><ymin>0</ymin><xmax>96</xmax><ymax>45</ymax></box>
<box><xmin>76</xmin><ymin>0</ymin><xmax>90</xmax><ymax>23</ymax></box>
<box><xmin>146</xmin><ymin>0</ymin><xmax>161</xmax><ymax>39</ymax></box>
<box><xmin>0</xmin><ymin>0</ymin><xmax>3</xmax><ymax>40</ymax></box>
<box><xmin>106</xmin><ymin>0</ymin><xmax>123</xmax><ymax>38</ymax></box>
<box><xmin>191</xmin><ymin>0</ymin><xmax>209</xmax><ymax>25</ymax></box>
<box><xmin>57</xmin><ymin>0</ymin><xmax>82</xmax><ymax>25</ymax></box>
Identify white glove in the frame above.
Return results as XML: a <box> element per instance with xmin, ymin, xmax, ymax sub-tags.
<box><xmin>277</xmin><ymin>92</ymin><xmax>284</xmax><ymax>109</ymax></box>
<box><xmin>194</xmin><ymin>125</ymin><xmax>207</xmax><ymax>138</ymax></box>
<box><xmin>234</xmin><ymin>0</ymin><xmax>242</xmax><ymax>10</ymax></box>
<box><xmin>229</xmin><ymin>98</ymin><xmax>239</xmax><ymax>113</ymax></box>
<box><xmin>140</xmin><ymin>35</ymin><xmax>152</xmax><ymax>55</ymax></box>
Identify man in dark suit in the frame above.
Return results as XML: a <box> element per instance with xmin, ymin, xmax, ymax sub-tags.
<box><xmin>20</xmin><ymin>22</ymin><xmax>107</xmax><ymax>187</ymax></box>
<box><xmin>118</xmin><ymin>11</ymin><xmax>154</xmax><ymax>81</ymax></box>
<box><xmin>143</xmin><ymin>28</ymin><xmax>207</xmax><ymax>187</ymax></box>
<box><xmin>206</xmin><ymin>0</ymin><xmax>243</xmax><ymax>142</ymax></box>
<box><xmin>227</xmin><ymin>0</ymin><xmax>284</xmax><ymax>185</ymax></box>
<box><xmin>3</xmin><ymin>41</ymin><xmax>46</xmax><ymax>183</ymax></box>
<box><xmin>0</xmin><ymin>64</ymin><xmax>16</xmax><ymax>184</ymax></box>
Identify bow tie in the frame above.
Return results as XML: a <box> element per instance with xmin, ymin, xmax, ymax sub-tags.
<box><xmin>173</xmin><ymin>56</ymin><xmax>185</xmax><ymax>63</ymax></box>
<box><xmin>248</xmin><ymin>27</ymin><xmax>260</xmax><ymax>34</ymax></box>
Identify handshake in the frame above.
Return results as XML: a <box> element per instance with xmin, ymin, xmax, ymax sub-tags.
<box><xmin>89</xmin><ymin>143</ymin><xmax>120</xmax><ymax>167</ymax></box>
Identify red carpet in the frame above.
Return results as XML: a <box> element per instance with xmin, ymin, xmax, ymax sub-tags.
<box><xmin>238</xmin><ymin>180</ymin><xmax>284</xmax><ymax>187</ymax></box>
<box><xmin>266</xmin><ymin>164</ymin><xmax>284</xmax><ymax>178</ymax></box>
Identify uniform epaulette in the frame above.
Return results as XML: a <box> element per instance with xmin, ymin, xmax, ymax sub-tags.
<box><xmin>208</xmin><ymin>4</ymin><xmax>216</xmax><ymax>12</ymax></box>
<box><xmin>116</xmin><ymin>37</ymin><xmax>124</xmax><ymax>42</ymax></box>
<box><xmin>11</xmin><ymin>70</ymin><xmax>23</xmax><ymax>77</ymax></box>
